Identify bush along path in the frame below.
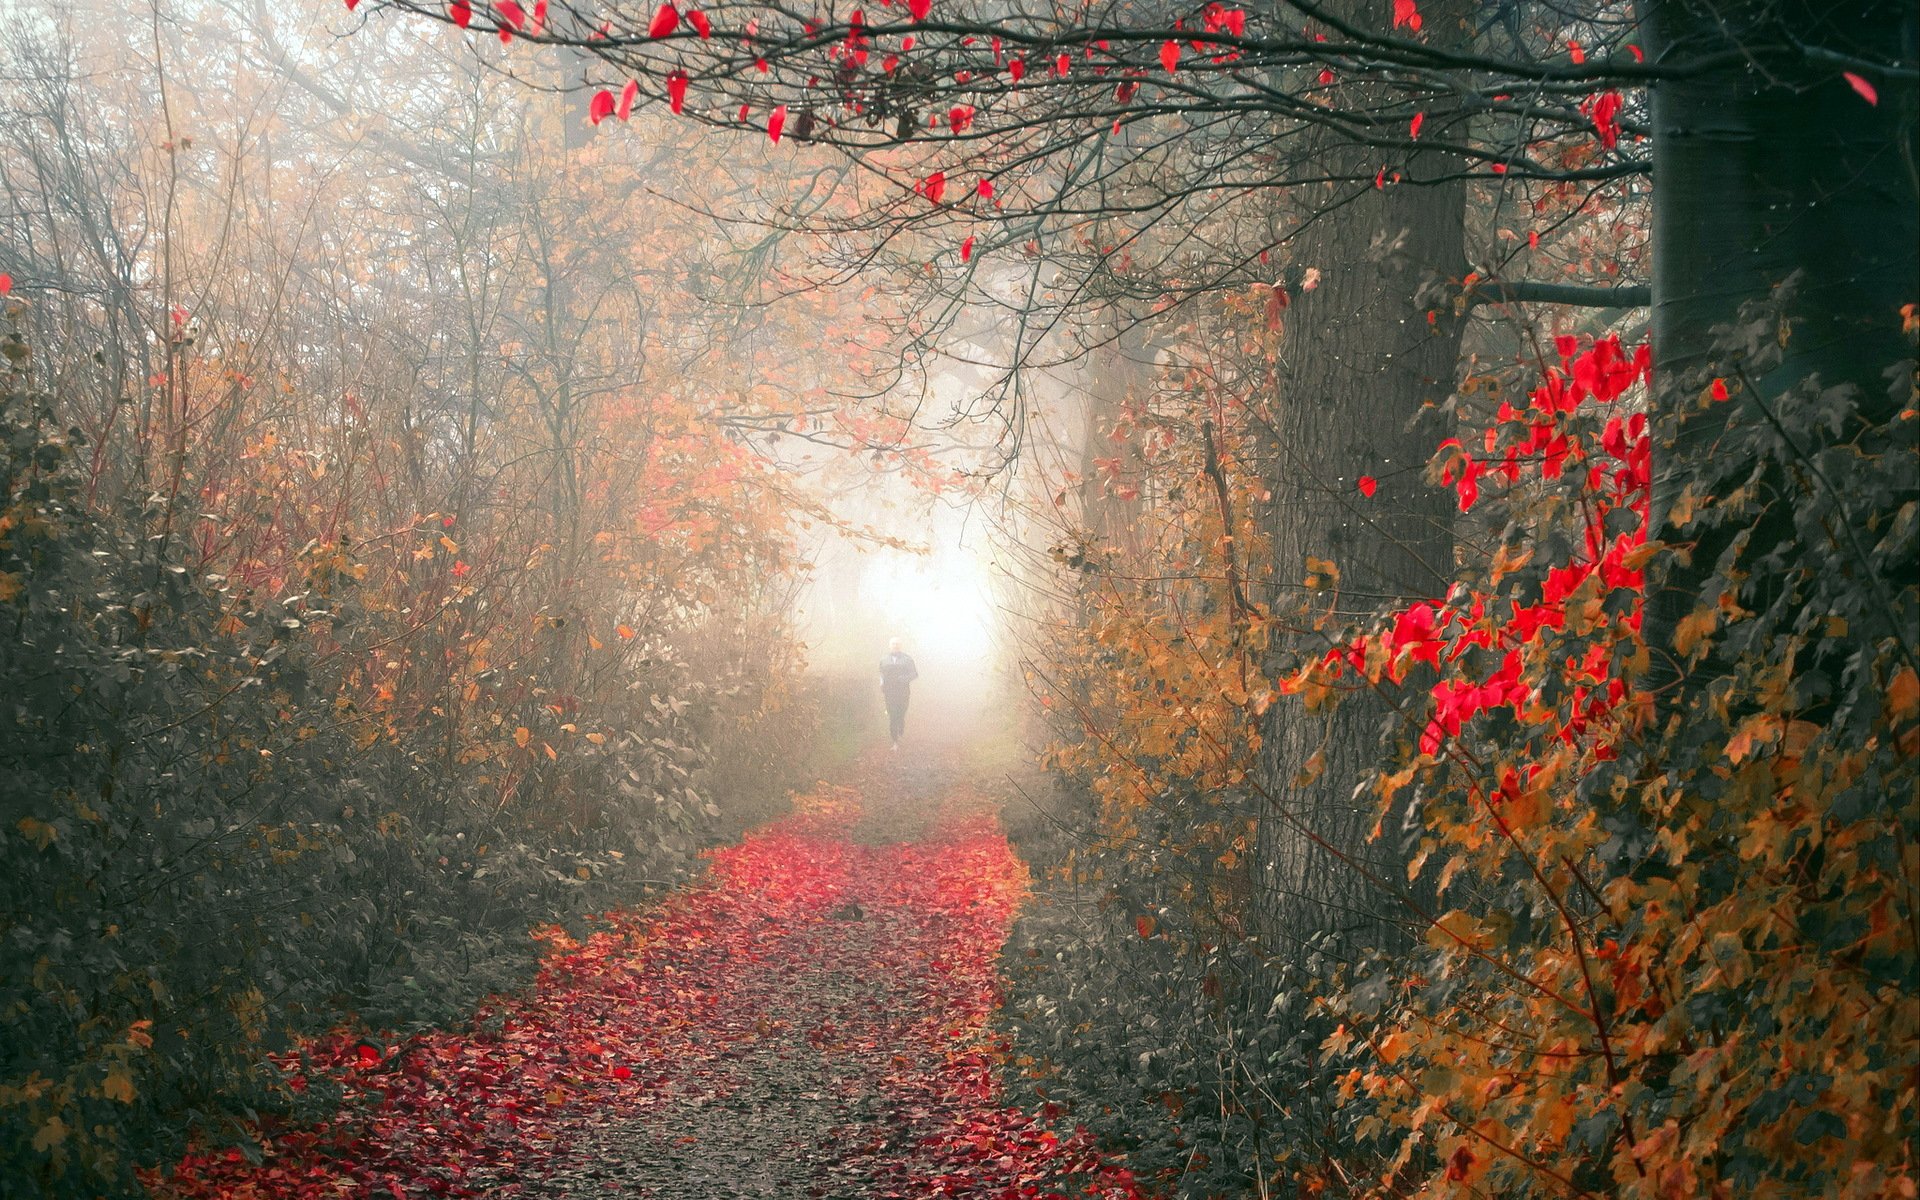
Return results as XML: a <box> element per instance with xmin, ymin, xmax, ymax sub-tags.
<box><xmin>153</xmin><ymin>760</ymin><xmax>1149</xmax><ymax>1200</ymax></box>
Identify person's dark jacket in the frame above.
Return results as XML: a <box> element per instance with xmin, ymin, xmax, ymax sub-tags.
<box><xmin>879</xmin><ymin>652</ymin><xmax>919</xmax><ymax>699</ymax></box>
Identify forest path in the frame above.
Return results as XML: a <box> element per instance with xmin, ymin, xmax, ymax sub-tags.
<box><xmin>161</xmin><ymin>749</ymin><xmax>1145</xmax><ymax>1200</ymax></box>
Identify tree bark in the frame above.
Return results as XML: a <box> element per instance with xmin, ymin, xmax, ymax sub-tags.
<box><xmin>1253</xmin><ymin>148</ymin><xmax>1467</xmax><ymax>961</ymax></box>
<box><xmin>1644</xmin><ymin>0</ymin><xmax>1918</xmax><ymax>673</ymax></box>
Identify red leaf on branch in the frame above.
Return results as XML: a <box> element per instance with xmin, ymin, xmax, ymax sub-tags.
<box><xmin>1357</xmin><ymin>476</ymin><xmax>1378</xmax><ymax>498</ymax></box>
<box><xmin>767</xmin><ymin>104</ymin><xmax>787</xmax><ymax>143</ymax></box>
<box><xmin>907</xmin><ymin>0</ymin><xmax>931</xmax><ymax>20</ymax></box>
<box><xmin>1392</xmin><ymin>0</ymin><xmax>1421</xmax><ymax>32</ymax></box>
<box><xmin>1409</xmin><ymin>111</ymin><xmax>1424</xmax><ymax>138</ymax></box>
<box><xmin>1583</xmin><ymin>91</ymin><xmax>1623</xmax><ymax>148</ymax></box>
<box><xmin>686</xmin><ymin>7</ymin><xmax>710</xmax><ymax>36</ymax></box>
<box><xmin>449</xmin><ymin>0</ymin><xmax>472</xmax><ymax>27</ymax></box>
<box><xmin>976</xmin><ymin>178</ymin><xmax>994</xmax><ymax>198</ymax></box>
<box><xmin>960</xmin><ymin>235</ymin><xmax>975</xmax><ymax>262</ymax></box>
<box><xmin>922</xmin><ymin>170</ymin><xmax>947</xmax><ymax>203</ymax></box>
<box><xmin>1008</xmin><ymin>58</ymin><xmax>1024</xmax><ymax>82</ymax></box>
<box><xmin>587</xmin><ymin>89</ymin><xmax>616</xmax><ymax>124</ymax></box>
<box><xmin>948</xmin><ymin>104</ymin><xmax>974</xmax><ymax>133</ymax></box>
<box><xmin>667</xmin><ymin>71</ymin><xmax>688</xmax><ymax>113</ymax></box>
<box><xmin>1843</xmin><ymin>71</ymin><xmax>1878</xmax><ymax>105</ymax></box>
<box><xmin>1159</xmin><ymin>40</ymin><xmax>1179</xmax><ymax>73</ymax></box>
<box><xmin>616</xmin><ymin>79</ymin><xmax>639</xmax><ymax>120</ymax></box>
<box><xmin>647</xmin><ymin>2</ymin><xmax>678</xmax><ymax>37</ymax></box>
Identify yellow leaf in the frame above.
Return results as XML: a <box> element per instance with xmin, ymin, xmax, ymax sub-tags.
<box><xmin>616</xmin><ymin>624</ymin><xmax>636</xmax><ymax>640</ymax></box>
<box><xmin>584</xmin><ymin>732</ymin><xmax>606</xmax><ymax>745</ymax></box>
<box><xmin>15</xmin><ymin>816</ymin><xmax>56</xmax><ymax>850</ymax></box>
<box><xmin>1726</xmin><ymin>714</ymin><xmax>1781</xmax><ymax>764</ymax></box>
<box><xmin>575</xmin><ymin>866</ymin><xmax>592</xmax><ymax>881</ymax></box>
<box><xmin>1890</xmin><ymin>666</ymin><xmax>1919</xmax><ymax>721</ymax></box>
<box><xmin>513</xmin><ymin>726</ymin><xmax>532</xmax><ymax>748</ymax></box>
<box><xmin>103</xmin><ymin>1066</ymin><xmax>136</xmax><ymax>1104</ymax></box>
<box><xmin>1490</xmin><ymin>542</ymin><xmax>1533</xmax><ymax>583</ymax></box>
<box><xmin>1376</xmin><ymin>1031</ymin><xmax>1406</xmax><ymax>1065</ymax></box>
<box><xmin>31</xmin><ymin>1116</ymin><xmax>66</xmax><ymax>1152</ymax></box>
<box><xmin>1303</xmin><ymin>556</ymin><xmax>1341</xmax><ymax>591</ymax></box>
<box><xmin>1668</xmin><ymin>486</ymin><xmax>1699</xmax><ymax>528</ymax></box>
<box><xmin>1673</xmin><ymin>606</ymin><xmax>1718</xmax><ymax>659</ymax></box>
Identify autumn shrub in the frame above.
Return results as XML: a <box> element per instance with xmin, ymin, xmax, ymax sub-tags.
<box><xmin>1011</xmin><ymin>301</ymin><xmax>1917</xmax><ymax>1197</ymax></box>
<box><xmin>1000</xmin><ymin>782</ymin><xmax>1363</xmax><ymax>1198</ymax></box>
<box><xmin>995</xmin><ymin>353</ymin><xmax>1350</xmax><ymax>1196</ymax></box>
<box><xmin>1300</xmin><ymin>311</ymin><xmax>1919</xmax><ymax>1197</ymax></box>
<box><xmin>0</xmin><ymin>331</ymin><xmax>814</xmax><ymax>1195</ymax></box>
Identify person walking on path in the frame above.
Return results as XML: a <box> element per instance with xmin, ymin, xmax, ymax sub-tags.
<box><xmin>879</xmin><ymin>638</ymin><xmax>919</xmax><ymax>749</ymax></box>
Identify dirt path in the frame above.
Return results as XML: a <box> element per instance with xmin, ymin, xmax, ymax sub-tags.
<box><xmin>160</xmin><ymin>753</ymin><xmax>1144</xmax><ymax>1200</ymax></box>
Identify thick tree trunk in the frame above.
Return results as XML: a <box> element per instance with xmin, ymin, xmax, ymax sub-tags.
<box><xmin>1644</xmin><ymin>0</ymin><xmax>1918</xmax><ymax>663</ymax></box>
<box><xmin>1253</xmin><ymin>158</ymin><xmax>1467</xmax><ymax>960</ymax></box>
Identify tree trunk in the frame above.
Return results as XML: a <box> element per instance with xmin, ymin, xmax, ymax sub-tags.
<box><xmin>1644</xmin><ymin>0</ymin><xmax>1918</xmax><ymax>674</ymax></box>
<box><xmin>1253</xmin><ymin>156</ymin><xmax>1467</xmax><ymax>962</ymax></box>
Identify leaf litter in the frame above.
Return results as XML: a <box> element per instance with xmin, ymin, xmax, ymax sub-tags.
<box><xmin>157</xmin><ymin>761</ymin><xmax>1147</xmax><ymax>1199</ymax></box>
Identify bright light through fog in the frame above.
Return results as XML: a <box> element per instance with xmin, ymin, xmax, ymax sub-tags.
<box><xmin>861</xmin><ymin>546</ymin><xmax>997</xmax><ymax>668</ymax></box>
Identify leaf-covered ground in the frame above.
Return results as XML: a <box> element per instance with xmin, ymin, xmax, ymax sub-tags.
<box><xmin>157</xmin><ymin>757</ymin><xmax>1146</xmax><ymax>1199</ymax></box>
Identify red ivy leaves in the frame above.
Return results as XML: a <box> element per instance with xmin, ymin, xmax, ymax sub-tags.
<box><xmin>1308</xmin><ymin>335</ymin><xmax>1654</xmax><ymax>760</ymax></box>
